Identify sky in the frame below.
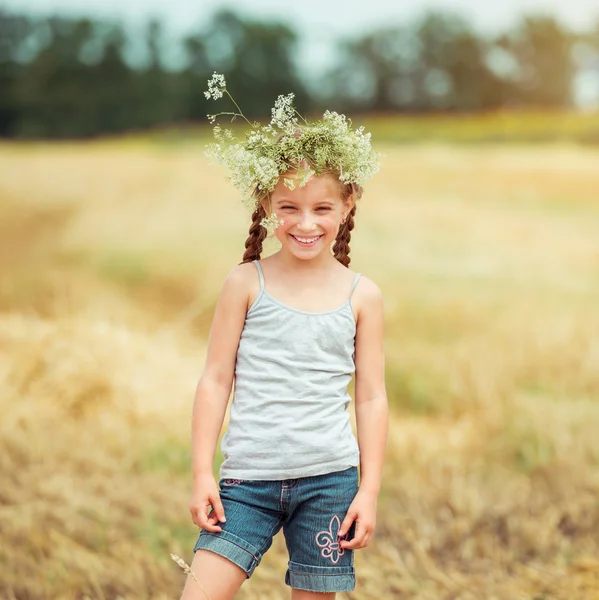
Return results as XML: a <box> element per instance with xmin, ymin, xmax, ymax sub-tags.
<box><xmin>4</xmin><ymin>0</ymin><xmax>599</xmax><ymax>39</ymax></box>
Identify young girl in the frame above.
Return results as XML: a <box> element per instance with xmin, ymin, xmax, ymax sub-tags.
<box><xmin>179</xmin><ymin>75</ymin><xmax>388</xmax><ymax>600</ymax></box>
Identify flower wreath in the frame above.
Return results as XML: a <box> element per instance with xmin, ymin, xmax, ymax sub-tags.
<box><xmin>204</xmin><ymin>72</ymin><xmax>380</xmax><ymax>233</ymax></box>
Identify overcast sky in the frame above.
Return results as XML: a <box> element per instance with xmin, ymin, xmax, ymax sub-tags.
<box><xmin>4</xmin><ymin>0</ymin><xmax>599</xmax><ymax>36</ymax></box>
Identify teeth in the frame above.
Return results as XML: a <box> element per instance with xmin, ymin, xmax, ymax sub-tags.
<box><xmin>293</xmin><ymin>235</ymin><xmax>320</xmax><ymax>243</ymax></box>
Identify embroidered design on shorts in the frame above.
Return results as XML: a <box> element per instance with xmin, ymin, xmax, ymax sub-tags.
<box><xmin>223</xmin><ymin>478</ymin><xmax>243</xmax><ymax>486</ymax></box>
<box><xmin>315</xmin><ymin>515</ymin><xmax>345</xmax><ymax>564</ymax></box>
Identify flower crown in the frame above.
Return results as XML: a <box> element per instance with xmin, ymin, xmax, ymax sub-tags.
<box><xmin>204</xmin><ymin>72</ymin><xmax>380</xmax><ymax>232</ymax></box>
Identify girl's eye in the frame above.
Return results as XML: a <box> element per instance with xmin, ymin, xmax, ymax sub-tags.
<box><xmin>281</xmin><ymin>206</ymin><xmax>295</xmax><ymax>210</ymax></box>
<box><xmin>316</xmin><ymin>207</ymin><xmax>331</xmax><ymax>212</ymax></box>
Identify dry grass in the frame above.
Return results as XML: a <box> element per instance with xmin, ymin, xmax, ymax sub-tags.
<box><xmin>1</xmin><ymin>138</ymin><xmax>598</xmax><ymax>599</ymax></box>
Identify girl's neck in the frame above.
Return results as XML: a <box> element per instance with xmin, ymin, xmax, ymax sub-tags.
<box><xmin>272</xmin><ymin>248</ymin><xmax>339</xmax><ymax>274</ymax></box>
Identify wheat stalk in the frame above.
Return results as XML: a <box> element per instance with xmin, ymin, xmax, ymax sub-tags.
<box><xmin>170</xmin><ymin>554</ymin><xmax>212</xmax><ymax>600</ymax></box>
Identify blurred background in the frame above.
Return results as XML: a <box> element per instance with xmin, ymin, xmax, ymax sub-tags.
<box><xmin>1</xmin><ymin>1</ymin><xmax>599</xmax><ymax>599</ymax></box>
<box><xmin>2</xmin><ymin>0</ymin><xmax>599</xmax><ymax>137</ymax></box>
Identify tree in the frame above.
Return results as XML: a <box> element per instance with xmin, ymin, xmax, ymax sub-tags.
<box><xmin>415</xmin><ymin>12</ymin><xmax>505</xmax><ymax>110</ymax></box>
<box><xmin>0</xmin><ymin>11</ymin><xmax>34</xmax><ymax>135</ymax></box>
<box><xmin>326</xmin><ymin>11</ymin><xmax>506</xmax><ymax>112</ymax></box>
<box><xmin>182</xmin><ymin>9</ymin><xmax>309</xmax><ymax>121</ymax></box>
<box><xmin>497</xmin><ymin>15</ymin><xmax>575</xmax><ymax>107</ymax></box>
<box><xmin>326</xmin><ymin>24</ymin><xmax>419</xmax><ymax>111</ymax></box>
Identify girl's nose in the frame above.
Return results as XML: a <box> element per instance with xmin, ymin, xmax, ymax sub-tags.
<box><xmin>297</xmin><ymin>213</ymin><xmax>316</xmax><ymax>231</ymax></box>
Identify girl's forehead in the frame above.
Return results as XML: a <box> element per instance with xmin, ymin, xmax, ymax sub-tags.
<box><xmin>273</xmin><ymin>175</ymin><xmax>341</xmax><ymax>203</ymax></box>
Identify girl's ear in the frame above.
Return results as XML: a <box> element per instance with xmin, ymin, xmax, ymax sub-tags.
<box><xmin>342</xmin><ymin>194</ymin><xmax>356</xmax><ymax>221</ymax></box>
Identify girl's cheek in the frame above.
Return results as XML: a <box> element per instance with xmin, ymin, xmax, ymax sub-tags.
<box><xmin>323</xmin><ymin>215</ymin><xmax>342</xmax><ymax>229</ymax></box>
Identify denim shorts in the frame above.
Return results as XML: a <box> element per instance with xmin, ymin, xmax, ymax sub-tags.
<box><xmin>193</xmin><ymin>466</ymin><xmax>359</xmax><ymax>593</ymax></box>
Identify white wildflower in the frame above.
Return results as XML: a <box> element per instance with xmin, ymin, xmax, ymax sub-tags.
<box><xmin>260</xmin><ymin>212</ymin><xmax>284</xmax><ymax>235</ymax></box>
<box><xmin>298</xmin><ymin>166</ymin><xmax>315</xmax><ymax>188</ymax></box>
<box><xmin>202</xmin><ymin>73</ymin><xmax>381</xmax><ymax>212</ymax></box>
<box><xmin>205</xmin><ymin>71</ymin><xmax>227</xmax><ymax>100</ymax></box>
<box><xmin>270</xmin><ymin>93</ymin><xmax>297</xmax><ymax>129</ymax></box>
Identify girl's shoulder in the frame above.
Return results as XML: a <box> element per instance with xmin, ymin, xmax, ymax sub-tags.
<box><xmin>221</xmin><ymin>261</ymin><xmax>261</xmax><ymax>313</ymax></box>
<box><xmin>223</xmin><ymin>261</ymin><xmax>259</xmax><ymax>287</ymax></box>
<box><xmin>352</xmin><ymin>273</ymin><xmax>382</xmax><ymax>297</ymax></box>
<box><xmin>350</xmin><ymin>274</ymin><xmax>383</xmax><ymax>323</ymax></box>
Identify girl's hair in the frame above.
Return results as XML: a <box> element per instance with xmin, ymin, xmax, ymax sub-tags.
<box><xmin>332</xmin><ymin>180</ymin><xmax>361</xmax><ymax>268</ymax></box>
<box><xmin>241</xmin><ymin>202</ymin><xmax>268</xmax><ymax>265</ymax></box>
<box><xmin>240</xmin><ymin>172</ymin><xmax>363</xmax><ymax>268</ymax></box>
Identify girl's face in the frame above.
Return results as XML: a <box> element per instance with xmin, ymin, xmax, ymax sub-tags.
<box><xmin>267</xmin><ymin>173</ymin><xmax>352</xmax><ymax>261</ymax></box>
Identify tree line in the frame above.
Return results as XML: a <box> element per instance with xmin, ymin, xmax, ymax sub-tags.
<box><xmin>0</xmin><ymin>8</ymin><xmax>598</xmax><ymax>138</ymax></box>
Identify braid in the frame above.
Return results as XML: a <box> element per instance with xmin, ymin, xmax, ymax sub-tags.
<box><xmin>333</xmin><ymin>204</ymin><xmax>356</xmax><ymax>268</ymax></box>
<box><xmin>241</xmin><ymin>204</ymin><xmax>267</xmax><ymax>264</ymax></box>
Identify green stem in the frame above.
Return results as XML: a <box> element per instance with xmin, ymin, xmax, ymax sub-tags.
<box><xmin>211</xmin><ymin>111</ymin><xmax>242</xmax><ymax>119</ymax></box>
<box><xmin>225</xmin><ymin>90</ymin><xmax>253</xmax><ymax>127</ymax></box>
<box><xmin>294</xmin><ymin>108</ymin><xmax>309</xmax><ymax>125</ymax></box>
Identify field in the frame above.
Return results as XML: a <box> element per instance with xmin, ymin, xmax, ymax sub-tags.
<box><xmin>1</xmin><ymin>131</ymin><xmax>599</xmax><ymax>599</ymax></box>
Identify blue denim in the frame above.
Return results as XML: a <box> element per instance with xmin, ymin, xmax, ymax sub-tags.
<box><xmin>193</xmin><ymin>466</ymin><xmax>359</xmax><ymax>593</ymax></box>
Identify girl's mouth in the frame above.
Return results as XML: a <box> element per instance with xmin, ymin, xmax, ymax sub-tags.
<box><xmin>290</xmin><ymin>234</ymin><xmax>324</xmax><ymax>248</ymax></box>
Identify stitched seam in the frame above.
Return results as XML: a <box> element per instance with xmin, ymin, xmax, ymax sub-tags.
<box><xmin>289</xmin><ymin>561</ymin><xmax>354</xmax><ymax>572</ymax></box>
<box><xmin>246</xmin><ymin>289</ymin><xmax>264</xmax><ymax>316</ymax></box>
<box><xmin>263</xmin><ymin>290</ymin><xmax>351</xmax><ymax>316</ymax></box>
<box><xmin>289</xmin><ymin>571</ymin><xmax>354</xmax><ymax>577</ymax></box>
<box><xmin>257</xmin><ymin>517</ymin><xmax>284</xmax><ymax>557</ymax></box>
<box><xmin>201</xmin><ymin>532</ymin><xmax>260</xmax><ymax>562</ymax></box>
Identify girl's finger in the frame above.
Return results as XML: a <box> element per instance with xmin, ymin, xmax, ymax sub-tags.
<box><xmin>338</xmin><ymin>511</ymin><xmax>356</xmax><ymax>539</ymax></box>
<box><xmin>210</xmin><ymin>495</ymin><xmax>227</xmax><ymax>524</ymax></box>
<box><xmin>201</xmin><ymin>520</ymin><xmax>222</xmax><ymax>532</ymax></box>
<box><xmin>341</xmin><ymin>535</ymin><xmax>364</xmax><ymax>550</ymax></box>
<box><xmin>341</xmin><ymin>521</ymin><xmax>365</xmax><ymax>550</ymax></box>
<box><xmin>195</xmin><ymin>506</ymin><xmax>222</xmax><ymax>533</ymax></box>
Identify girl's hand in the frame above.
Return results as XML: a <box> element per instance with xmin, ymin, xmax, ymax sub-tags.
<box><xmin>189</xmin><ymin>473</ymin><xmax>227</xmax><ymax>533</ymax></box>
<box><xmin>337</xmin><ymin>489</ymin><xmax>378</xmax><ymax>550</ymax></box>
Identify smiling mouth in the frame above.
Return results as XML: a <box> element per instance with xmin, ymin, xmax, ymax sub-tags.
<box><xmin>290</xmin><ymin>234</ymin><xmax>324</xmax><ymax>246</ymax></box>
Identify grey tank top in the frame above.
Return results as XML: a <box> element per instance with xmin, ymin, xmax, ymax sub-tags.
<box><xmin>219</xmin><ymin>260</ymin><xmax>361</xmax><ymax>480</ymax></box>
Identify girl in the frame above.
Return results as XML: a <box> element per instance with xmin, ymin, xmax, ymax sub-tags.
<box><xmin>179</xmin><ymin>75</ymin><xmax>388</xmax><ymax>600</ymax></box>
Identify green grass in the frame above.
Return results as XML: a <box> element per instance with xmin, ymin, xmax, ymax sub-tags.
<box><xmin>126</xmin><ymin>108</ymin><xmax>599</xmax><ymax>146</ymax></box>
<box><xmin>138</xmin><ymin>439</ymin><xmax>191</xmax><ymax>477</ymax></box>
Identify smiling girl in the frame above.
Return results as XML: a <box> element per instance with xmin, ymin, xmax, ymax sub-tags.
<box><xmin>179</xmin><ymin>75</ymin><xmax>388</xmax><ymax>600</ymax></box>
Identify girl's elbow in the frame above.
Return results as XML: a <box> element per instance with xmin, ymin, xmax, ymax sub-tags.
<box><xmin>355</xmin><ymin>392</ymin><xmax>388</xmax><ymax>406</ymax></box>
<box><xmin>197</xmin><ymin>371</ymin><xmax>233</xmax><ymax>396</ymax></box>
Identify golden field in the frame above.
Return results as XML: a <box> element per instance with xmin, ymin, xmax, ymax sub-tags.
<box><xmin>1</xmin><ymin>135</ymin><xmax>599</xmax><ymax>600</ymax></box>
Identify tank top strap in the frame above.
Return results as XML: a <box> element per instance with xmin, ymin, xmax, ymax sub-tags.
<box><xmin>253</xmin><ymin>260</ymin><xmax>265</xmax><ymax>291</ymax></box>
<box><xmin>349</xmin><ymin>272</ymin><xmax>362</xmax><ymax>300</ymax></box>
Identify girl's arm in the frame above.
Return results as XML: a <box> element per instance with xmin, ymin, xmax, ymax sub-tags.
<box><xmin>189</xmin><ymin>263</ymin><xmax>255</xmax><ymax>531</ymax></box>
<box><xmin>191</xmin><ymin>264</ymin><xmax>249</xmax><ymax>476</ymax></box>
<box><xmin>339</xmin><ymin>277</ymin><xmax>388</xmax><ymax>549</ymax></box>
<box><xmin>353</xmin><ymin>278</ymin><xmax>388</xmax><ymax>494</ymax></box>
